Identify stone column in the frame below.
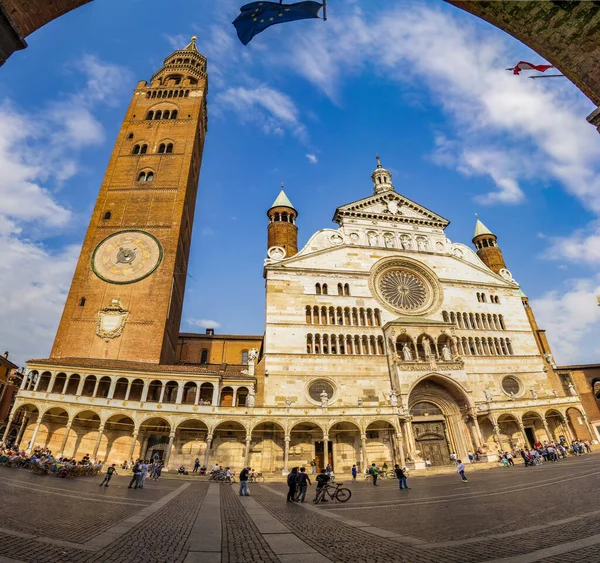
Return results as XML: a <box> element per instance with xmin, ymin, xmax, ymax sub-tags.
<box><xmin>48</xmin><ymin>373</ymin><xmax>57</xmax><ymax>394</ymax></box>
<box><xmin>561</xmin><ymin>416</ymin><xmax>574</xmax><ymax>442</ymax></box>
<box><xmin>244</xmin><ymin>435</ymin><xmax>252</xmax><ymax>467</ymax></box>
<box><xmin>175</xmin><ymin>385</ymin><xmax>184</xmax><ymax>405</ymax></box>
<box><xmin>403</xmin><ymin>418</ymin><xmax>417</xmax><ymax>459</ymax></box>
<box><xmin>283</xmin><ymin>435</ymin><xmax>290</xmax><ymax>473</ymax></box>
<box><xmin>20</xmin><ymin>374</ymin><xmax>28</xmax><ymax>391</ymax></box>
<box><xmin>471</xmin><ymin>415</ymin><xmax>484</xmax><ymax>448</ymax></box>
<box><xmin>194</xmin><ymin>385</ymin><xmax>201</xmax><ymax>406</ymax></box>
<box><xmin>128</xmin><ymin>429</ymin><xmax>139</xmax><ymax>462</ymax></box>
<box><xmin>61</xmin><ymin>376</ymin><xmax>70</xmax><ymax>395</ymax></box>
<box><xmin>141</xmin><ymin>381</ymin><xmax>150</xmax><ymax>402</ymax></box>
<box><xmin>76</xmin><ymin>377</ymin><xmax>85</xmax><ymax>396</ymax></box>
<box><xmin>92</xmin><ymin>423</ymin><xmax>105</xmax><ymax>460</ymax></box>
<box><xmin>582</xmin><ymin>414</ymin><xmax>596</xmax><ymax>442</ymax></box>
<box><xmin>518</xmin><ymin>422</ymin><xmax>529</xmax><ymax>448</ymax></box>
<box><xmin>232</xmin><ymin>387</ymin><xmax>238</xmax><ymax>407</ymax></box>
<box><xmin>92</xmin><ymin>378</ymin><xmax>100</xmax><ymax>398</ymax></box>
<box><xmin>542</xmin><ymin>419</ymin><xmax>553</xmax><ymax>442</ymax></box>
<box><xmin>26</xmin><ymin>419</ymin><xmax>43</xmax><ymax>453</ymax></box>
<box><xmin>203</xmin><ymin>434</ymin><xmax>213</xmax><ymax>468</ymax></box>
<box><xmin>212</xmin><ymin>384</ymin><xmax>220</xmax><ymax>406</ymax></box>
<box><xmin>493</xmin><ymin>423</ymin><xmax>504</xmax><ymax>451</ymax></box>
<box><xmin>361</xmin><ymin>434</ymin><xmax>368</xmax><ymax>471</ymax></box>
<box><xmin>2</xmin><ymin>413</ymin><xmax>14</xmax><ymax>442</ymax></box>
<box><xmin>395</xmin><ymin>431</ymin><xmax>406</xmax><ymax>468</ymax></box>
<box><xmin>58</xmin><ymin>422</ymin><xmax>72</xmax><ymax>457</ymax></box>
<box><xmin>164</xmin><ymin>431</ymin><xmax>176</xmax><ymax>469</ymax></box>
<box><xmin>124</xmin><ymin>381</ymin><xmax>132</xmax><ymax>401</ymax></box>
<box><xmin>15</xmin><ymin>415</ymin><xmax>28</xmax><ymax>447</ymax></box>
<box><xmin>107</xmin><ymin>379</ymin><xmax>117</xmax><ymax>400</ymax></box>
<box><xmin>323</xmin><ymin>435</ymin><xmax>329</xmax><ymax>469</ymax></box>
<box><xmin>158</xmin><ymin>384</ymin><xmax>166</xmax><ymax>404</ymax></box>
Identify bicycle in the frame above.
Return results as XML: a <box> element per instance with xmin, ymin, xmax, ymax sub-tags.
<box><xmin>248</xmin><ymin>472</ymin><xmax>265</xmax><ymax>483</ymax></box>
<box><xmin>313</xmin><ymin>482</ymin><xmax>352</xmax><ymax>504</ymax></box>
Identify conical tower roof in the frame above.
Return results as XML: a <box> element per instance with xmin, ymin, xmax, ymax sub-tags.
<box><xmin>270</xmin><ymin>190</ymin><xmax>296</xmax><ymax>211</ymax></box>
<box><xmin>473</xmin><ymin>217</ymin><xmax>494</xmax><ymax>238</ymax></box>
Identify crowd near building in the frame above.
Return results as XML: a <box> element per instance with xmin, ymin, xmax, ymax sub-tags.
<box><xmin>1</xmin><ymin>39</ymin><xmax>598</xmax><ymax>474</ymax></box>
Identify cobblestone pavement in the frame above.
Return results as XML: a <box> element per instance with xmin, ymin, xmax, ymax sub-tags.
<box><xmin>220</xmin><ymin>484</ymin><xmax>279</xmax><ymax>563</ymax></box>
<box><xmin>1</xmin><ymin>454</ymin><xmax>600</xmax><ymax>563</ymax></box>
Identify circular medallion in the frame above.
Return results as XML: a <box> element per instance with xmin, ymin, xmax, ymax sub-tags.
<box><xmin>267</xmin><ymin>246</ymin><xmax>286</xmax><ymax>260</ymax></box>
<box><xmin>308</xmin><ymin>379</ymin><xmax>335</xmax><ymax>402</ymax></box>
<box><xmin>370</xmin><ymin>258</ymin><xmax>442</xmax><ymax>316</ymax></box>
<box><xmin>502</xmin><ymin>376</ymin><xmax>521</xmax><ymax>396</ymax></box>
<box><xmin>92</xmin><ymin>230</ymin><xmax>163</xmax><ymax>284</ymax></box>
<box><xmin>499</xmin><ymin>268</ymin><xmax>513</xmax><ymax>281</ymax></box>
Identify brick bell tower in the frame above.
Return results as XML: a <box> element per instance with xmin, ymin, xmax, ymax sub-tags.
<box><xmin>267</xmin><ymin>187</ymin><xmax>298</xmax><ymax>258</ymax></box>
<box><xmin>51</xmin><ymin>37</ymin><xmax>208</xmax><ymax>365</ymax></box>
<box><xmin>472</xmin><ymin>216</ymin><xmax>507</xmax><ymax>275</ymax></box>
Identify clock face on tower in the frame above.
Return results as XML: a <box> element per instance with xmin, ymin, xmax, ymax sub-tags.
<box><xmin>91</xmin><ymin>230</ymin><xmax>163</xmax><ymax>284</ymax></box>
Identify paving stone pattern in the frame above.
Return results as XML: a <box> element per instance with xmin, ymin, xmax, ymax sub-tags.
<box><xmin>220</xmin><ymin>484</ymin><xmax>280</xmax><ymax>563</ymax></box>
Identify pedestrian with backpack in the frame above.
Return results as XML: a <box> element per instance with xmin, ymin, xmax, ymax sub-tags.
<box><xmin>394</xmin><ymin>464</ymin><xmax>408</xmax><ymax>490</ymax></box>
<box><xmin>370</xmin><ymin>463</ymin><xmax>379</xmax><ymax>486</ymax></box>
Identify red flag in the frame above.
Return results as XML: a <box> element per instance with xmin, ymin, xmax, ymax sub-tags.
<box><xmin>512</xmin><ymin>61</ymin><xmax>554</xmax><ymax>75</ymax></box>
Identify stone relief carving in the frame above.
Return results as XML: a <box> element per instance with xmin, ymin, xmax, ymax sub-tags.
<box><xmin>484</xmin><ymin>388</ymin><xmax>493</xmax><ymax>402</ymax></box>
<box><xmin>544</xmin><ymin>352</ymin><xmax>557</xmax><ymax>369</ymax></box>
<box><xmin>367</xmin><ymin>231</ymin><xmax>378</xmax><ymax>247</ymax></box>
<box><xmin>247</xmin><ymin>388</ymin><xmax>256</xmax><ymax>407</ymax></box>
<box><xmin>567</xmin><ymin>382</ymin><xmax>578</xmax><ymax>397</ymax></box>
<box><xmin>96</xmin><ymin>299</ymin><xmax>129</xmax><ymax>339</ymax></box>
<box><xmin>441</xmin><ymin>344</ymin><xmax>451</xmax><ymax>361</ymax></box>
<box><xmin>530</xmin><ymin>387</ymin><xmax>538</xmax><ymax>400</ymax></box>
<box><xmin>320</xmin><ymin>390</ymin><xmax>329</xmax><ymax>407</ymax></box>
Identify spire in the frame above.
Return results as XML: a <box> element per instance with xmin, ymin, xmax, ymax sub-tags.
<box><xmin>151</xmin><ymin>35</ymin><xmax>207</xmax><ymax>84</ymax></box>
<box><xmin>183</xmin><ymin>36</ymin><xmax>199</xmax><ymax>52</ymax></box>
<box><xmin>473</xmin><ymin>215</ymin><xmax>494</xmax><ymax>238</ymax></box>
<box><xmin>371</xmin><ymin>155</ymin><xmax>394</xmax><ymax>194</ymax></box>
<box><xmin>270</xmin><ymin>189</ymin><xmax>296</xmax><ymax>211</ymax></box>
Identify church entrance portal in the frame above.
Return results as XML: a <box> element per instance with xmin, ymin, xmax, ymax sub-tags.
<box><xmin>315</xmin><ymin>440</ymin><xmax>333</xmax><ymax>470</ymax></box>
<box><xmin>413</xmin><ymin>422</ymin><xmax>451</xmax><ymax>466</ymax></box>
<box><xmin>524</xmin><ymin>427</ymin><xmax>535</xmax><ymax>448</ymax></box>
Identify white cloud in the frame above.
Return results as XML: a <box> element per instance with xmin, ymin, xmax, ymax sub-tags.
<box><xmin>531</xmin><ymin>278</ymin><xmax>600</xmax><ymax>365</ymax></box>
<box><xmin>306</xmin><ymin>153</ymin><xmax>318</xmax><ymax>164</ymax></box>
<box><xmin>187</xmin><ymin>319</ymin><xmax>222</xmax><ymax>329</ymax></box>
<box><xmin>0</xmin><ymin>57</ymin><xmax>132</xmax><ymax>364</ymax></box>
<box><xmin>217</xmin><ymin>85</ymin><xmax>308</xmax><ymax>142</ymax></box>
<box><xmin>544</xmin><ymin>221</ymin><xmax>600</xmax><ymax>267</ymax></box>
<box><xmin>262</xmin><ymin>3</ymin><xmax>600</xmax><ymax>210</ymax></box>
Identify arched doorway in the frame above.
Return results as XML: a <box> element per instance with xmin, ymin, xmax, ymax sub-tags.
<box><xmin>329</xmin><ymin>421</ymin><xmax>361</xmax><ymax>473</ymax></box>
<box><xmin>103</xmin><ymin>415</ymin><xmax>135</xmax><ymax>464</ymax></box>
<box><xmin>566</xmin><ymin>407</ymin><xmax>592</xmax><ymax>441</ymax></box>
<box><xmin>289</xmin><ymin>422</ymin><xmax>324</xmax><ymax>472</ymax></box>
<box><xmin>69</xmin><ymin>410</ymin><xmax>102</xmax><ymax>460</ymax></box>
<box><xmin>174</xmin><ymin>419</ymin><xmax>209</xmax><ymax>469</ymax></box>
<box><xmin>408</xmin><ymin>375</ymin><xmax>472</xmax><ymax>465</ymax></box>
<box><xmin>139</xmin><ymin>417</ymin><xmax>171</xmax><ymax>461</ymax></box>
<box><xmin>522</xmin><ymin>411</ymin><xmax>548</xmax><ymax>445</ymax></box>
<box><xmin>497</xmin><ymin>414</ymin><xmax>522</xmax><ymax>449</ymax></box>
<box><xmin>212</xmin><ymin>421</ymin><xmax>246</xmax><ymax>471</ymax></box>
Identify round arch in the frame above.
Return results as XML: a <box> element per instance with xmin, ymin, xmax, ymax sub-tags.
<box><xmin>211</xmin><ymin>421</ymin><xmax>247</xmax><ymax>472</ymax></box>
<box><xmin>173</xmin><ymin>419</ymin><xmax>210</xmax><ymax>470</ymax></box>
<box><xmin>250</xmin><ymin>421</ymin><xmax>286</xmax><ymax>474</ymax></box>
<box><xmin>103</xmin><ymin>414</ymin><xmax>135</xmax><ymax>464</ymax></box>
<box><xmin>139</xmin><ymin>417</ymin><xmax>171</xmax><ymax>463</ymax></box>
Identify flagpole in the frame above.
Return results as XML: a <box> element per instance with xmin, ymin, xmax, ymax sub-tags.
<box><xmin>323</xmin><ymin>0</ymin><xmax>327</xmax><ymax>21</ymax></box>
<box><xmin>529</xmin><ymin>75</ymin><xmax>565</xmax><ymax>79</ymax></box>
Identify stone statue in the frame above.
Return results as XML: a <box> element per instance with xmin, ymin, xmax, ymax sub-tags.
<box><xmin>422</xmin><ymin>338</ymin><xmax>432</xmax><ymax>357</ymax></box>
<box><xmin>285</xmin><ymin>397</ymin><xmax>292</xmax><ymax>407</ymax></box>
<box><xmin>441</xmin><ymin>344</ymin><xmax>451</xmax><ymax>361</ymax></box>
<box><xmin>484</xmin><ymin>388</ymin><xmax>493</xmax><ymax>402</ymax></box>
<box><xmin>567</xmin><ymin>382</ymin><xmax>578</xmax><ymax>397</ymax></box>
<box><xmin>389</xmin><ymin>390</ymin><xmax>399</xmax><ymax>407</ymax></box>
<box><xmin>368</xmin><ymin>232</ymin><xmax>378</xmax><ymax>247</ymax></box>
<box><xmin>320</xmin><ymin>390</ymin><xmax>329</xmax><ymax>407</ymax></box>
<box><xmin>530</xmin><ymin>387</ymin><xmax>538</xmax><ymax>400</ymax></box>
<box><xmin>417</xmin><ymin>237</ymin><xmax>428</xmax><ymax>251</ymax></box>
<box><xmin>509</xmin><ymin>391</ymin><xmax>516</xmax><ymax>401</ymax></box>
<box><xmin>401</xmin><ymin>236</ymin><xmax>411</xmax><ymax>250</ymax></box>
<box><xmin>384</xmin><ymin>233</ymin><xmax>394</xmax><ymax>248</ymax></box>
<box><xmin>247</xmin><ymin>388</ymin><xmax>256</xmax><ymax>408</ymax></box>
<box><xmin>248</xmin><ymin>348</ymin><xmax>258</xmax><ymax>377</ymax></box>
<box><xmin>544</xmin><ymin>352</ymin><xmax>557</xmax><ymax>369</ymax></box>
<box><xmin>358</xmin><ymin>397</ymin><xmax>363</xmax><ymax>407</ymax></box>
<box><xmin>552</xmin><ymin>389</ymin><xmax>559</xmax><ymax>399</ymax></box>
<box><xmin>402</xmin><ymin>344</ymin><xmax>413</xmax><ymax>361</ymax></box>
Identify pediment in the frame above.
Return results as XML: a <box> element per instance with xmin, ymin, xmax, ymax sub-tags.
<box><xmin>333</xmin><ymin>191</ymin><xmax>449</xmax><ymax>229</ymax></box>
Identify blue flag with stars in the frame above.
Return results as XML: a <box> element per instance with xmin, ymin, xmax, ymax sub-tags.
<box><xmin>233</xmin><ymin>1</ymin><xmax>323</xmax><ymax>45</ymax></box>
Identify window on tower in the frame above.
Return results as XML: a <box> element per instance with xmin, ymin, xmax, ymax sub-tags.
<box><xmin>171</xmin><ymin>110</ymin><xmax>178</xmax><ymax>119</ymax></box>
<box><xmin>146</xmin><ymin>111</ymin><xmax>154</xmax><ymax>120</ymax></box>
<box><xmin>158</xmin><ymin>144</ymin><xmax>166</xmax><ymax>154</ymax></box>
<box><xmin>140</xmin><ymin>144</ymin><xmax>148</xmax><ymax>154</ymax></box>
<box><xmin>103</xmin><ymin>211</ymin><xmax>111</xmax><ymax>220</ymax></box>
<box><xmin>163</xmin><ymin>110</ymin><xmax>171</xmax><ymax>119</ymax></box>
<box><xmin>154</xmin><ymin>110</ymin><xmax>162</xmax><ymax>120</ymax></box>
<box><xmin>166</xmin><ymin>143</ymin><xmax>173</xmax><ymax>153</ymax></box>
<box><xmin>146</xmin><ymin>171</ymin><xmax>154</xmax><ymax>182</ymax></box>
<box><xmin>241</xmin><ymin>350</ymin><xmax>249</xmax><ymax>365</ymax></box>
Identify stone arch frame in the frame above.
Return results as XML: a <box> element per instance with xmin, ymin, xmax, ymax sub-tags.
<box><xmin>250</xmin><ymin>419</ymin><xmax>287</xmax><ymax>436</ymax></box>
<box><xmin>521</xmin><ymin>410</ymin><xmax>547</xmax><ymax>444</ymax></box>
<box><xmin>496</xmin><ymin>412</ymin><xmax>523</xmax><ymax>449</ymax></box>
<box><xmin>102</xmin><ymin>414</ymin><xmax>135</xmax><ymax>464</ymax></box>
<box><xmin>565</xmin><ymin>405</ymin><xmax>592</xmax><ymax>441</ymax></box>
<box><xmin>407</xmin><ymin>372</ymin><xmax>473</xmax><ymax>409</ymax></box>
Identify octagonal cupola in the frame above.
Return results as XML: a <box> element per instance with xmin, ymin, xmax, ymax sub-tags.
<box><xmin>371</xmin><ymin>155</ymin><xmax>394</xmax><ymax>194</ymax></box>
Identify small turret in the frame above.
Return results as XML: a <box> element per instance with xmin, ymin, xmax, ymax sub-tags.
<box><xmin>371</xmin><ymin>155</ymin><xmax>395</xmax><ymax>194</ymax></box>
<box><xmin>267</xmin><ymin>186</ymin><xmax>298</xmax><ymax>258</ymax></box>
<box><xmin>472</xmin><ymin>216</ymin><xmax>507</xmax><ymax>274</ymax></box>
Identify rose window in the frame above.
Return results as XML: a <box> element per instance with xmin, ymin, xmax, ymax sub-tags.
<box><xmin>379</xmin><ymin>270</ymin><xmax>427</xmax><ymax>311</ymax></box>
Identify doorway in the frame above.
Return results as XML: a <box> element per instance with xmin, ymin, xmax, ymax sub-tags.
<box><xmin>314</xmin><ymin>440</ymin><xmax>333</xmax><ymax>470</ymax></box>
<box><xmin>524</xmin><ymin>427</ymin><xmax>535</xmax><ymax>448</ymax></box>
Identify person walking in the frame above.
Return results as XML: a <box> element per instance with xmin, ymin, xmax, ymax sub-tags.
<box><xmin>370</xmin><ymin>463</ymin><xmax>379</xmax><ymax>486</ymax></box>
<box><xmin>310</xmin><ymin>459</ymin><xmax>316</xmax><ymax>475</ymax></box>
<box><xmin>139</xmin><ymin>459</ymin><xmax>149</xmax><ymax>489</ymax></box>
<box><xmin>287</xmin><ymin>467</ymin><xmax>299</xmax><ymax>502</ymax></box>
<box><xmin>315</xmin><ymin>469</ymin><xmax>330</xmax><ymax>503</ymax></box>
<box><xmin>193</xmin><ymin>458</ymin><xmax>200</xmax><ymax>473</ymax></box>
<box><xmin>295</xmin><ymin>467</ymin><xmax>311</xmax><ymax>502</ymax></box>
<box><xmin>325</xmin><ymin>463</ymin><xmax>332</xmax><ymax>477</ymax></box>
<box><xmin>457</xmin><ymin>459</ymin><xmax>468</xmax><ymax>482</ymax></box>
<box><xmin>394</xmin><ymin>464</ymin><xmax>408</xmax><ymax>490</ymax></box>
<box><xmin>152</xmin><ymin>462</ymin><xmax>162</xmax><ymax>481</ymax></box>
<box><xmin>128</xmin><ymin>460</ymin><xmax>142</xmax><ymax>489</ymax></box>
<box><xmin>239</xmin><ymin>466</ymin><xmax>250</xmax><ymax>496</ymax></box>
<box><xmin>99</xmin><ymin>464</ymin><xmax>117</xmax><ymax>487</ymax></box>
<box><xmin>351</xmin><ymin>464</ymin><xmax>357</xmax><ymax>482</ymax></box>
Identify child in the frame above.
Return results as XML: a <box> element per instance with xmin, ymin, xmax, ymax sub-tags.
<box><xmin>99</xmin><ymin>464</ymin><xmax>117</xmax><ymax>487</ymax></box>
<box><xmin>351</xmin><ymin>464</ymin><xmax>357</xmax><ymax>482</ymax></box>
<box><xmin>425</xmin><ymin>458</ymin><xmax>432</xmax><ymax>470</ymax></box>
<box><xmin>502</xmin><ymin>457</ymin><xmax>508</xmax><ymax>467</ymax></box>
<box><xmin>457</xmin><ymin>459</ymin><xmax>468</xmax><ymax>482</ymax></box>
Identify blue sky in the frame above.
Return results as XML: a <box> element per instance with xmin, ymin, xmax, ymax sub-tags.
<box><xmin>1</xmin><ymin>0</ymin><xmax>600</xmax><ymax>366</ymax></box>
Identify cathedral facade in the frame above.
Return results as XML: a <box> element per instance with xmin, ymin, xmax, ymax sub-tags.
<box><xmin>3</xmin><ymin>41</ymin><xmax>595</xmax><ymax>473</ymax></box>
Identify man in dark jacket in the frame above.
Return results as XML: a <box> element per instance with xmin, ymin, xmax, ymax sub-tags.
<box><xmin>394</xmin><ymin>464</ymin><xmax>408</xmax><ymax>489</ymax></box>
<box><xmin>239</xmin><ymin>466</ymin><xmax>250</xmax><ymax>496</ymax></box>
<box><xmin>128</xmin><ymin>460</ymin><xmax>142</xmax><ymax>489</ymax></box>
<box><xmin>287</xmin><ymin>467</ymin><xmax>298</xmax><ymax>501</ymax></box>
<box><xmin>295</xmin><ymin>467</ymin><xmax>311</xmax><ymax>502</ymax></box>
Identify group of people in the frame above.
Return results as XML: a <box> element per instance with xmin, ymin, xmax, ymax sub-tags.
<box><xmin>286</xmin><ymin>467</ymin><xmax>313</xmax><ymax>502</ymax></box>
<box><xmin>499</xmin><ymin>438</ymin><xmax>593</xmax><ymax>467</ymax></box>
<box><xmin>0</xmin><ymin>443</ymin><xmax>102</xmax><ymax>477</ymax></box>
<box><xmin>126</xmin><ymin>458</ymin><xmax>164</xmax><ymax>489</ymax></box>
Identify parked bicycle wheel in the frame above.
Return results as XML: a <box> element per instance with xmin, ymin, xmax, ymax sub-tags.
<box><xmin>335</xmin><ymin>487</ymin><xmax>352</xmax><ymax>502</ymax></box>
<box><xmin>313</xmin><ymin>489</ymin><xmax>325</xmax><ymax>504</ymax></box>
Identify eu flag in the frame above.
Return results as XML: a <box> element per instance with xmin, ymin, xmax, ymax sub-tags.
<box><xmin>233</xmin><ymin>1</ymin><xmax>323</xmax><ymax>45</ymax></box>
